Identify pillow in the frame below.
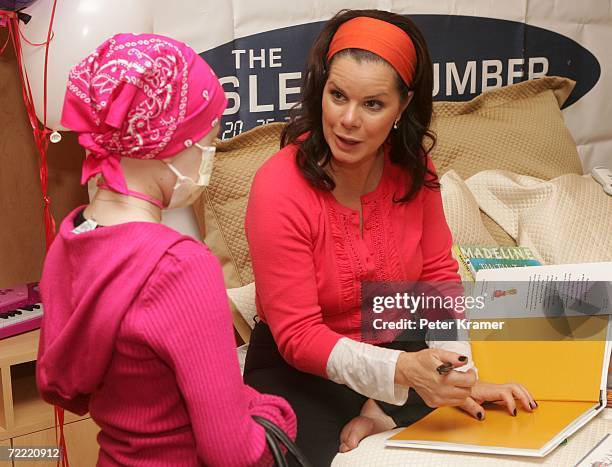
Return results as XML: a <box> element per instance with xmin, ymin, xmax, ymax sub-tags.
<box><xmin>431</xmin><ymin>76</ymin><xmax>583</xmax><ymax>181</ymax></box>
<box><xmin>193</xmin><ymin>123</ymin><xmax>285</xmax><ymax>288</ymax></box>
<box><xmin>465</xmin><ymin>170</ymin><xmax>612</xmax><ymax>265</ymax></box>
<box><xmin>227</xmin><ymin>282</ymin><xmax>257</xmax><ymax>343</ymax></box>
<box><xmin>440</xmin><ymin>170</ymin><xmax>496</xmax><ymax>246</ymax></box>
<box><xmin>479</xmin><ymin>211</ymin><xmax>516</xmax><ymax>247</ymax></box>
<box><xmin>236</xmin><ymin>343</ymin><xmax>249</xmax><ymax>375</ymax></box>
<box><xmin>440</xmin><ymin>170</ymin><xmax>497</xmax><ymax>282</ymax></box>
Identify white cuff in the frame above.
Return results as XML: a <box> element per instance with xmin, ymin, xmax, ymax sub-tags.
<box><xmin>326</xmin><ymin>338</ymin><xmax>409</xmax><ymax>405</ymax></box>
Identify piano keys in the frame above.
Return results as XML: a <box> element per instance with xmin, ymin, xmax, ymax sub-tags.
<box><xmin>0</xmin><ymin>282</ymin><xmax>43</xmax><ymax>340</ymax></box>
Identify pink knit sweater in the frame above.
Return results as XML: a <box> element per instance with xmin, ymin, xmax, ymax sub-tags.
<box><xmin>37</xmin><ymin>207</ymin><xmax>296</xmax><ymax>466</ymax></box>
<box><xmin>245</xmin><ymin>145</ymin><xmax>460</xmax><ymax>378</ymax></box>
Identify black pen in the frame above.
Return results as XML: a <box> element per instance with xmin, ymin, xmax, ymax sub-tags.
<box><xmin>436</xmin><ymin>362</ymin><xmax>454</xmax><ymax>375</ymax></box>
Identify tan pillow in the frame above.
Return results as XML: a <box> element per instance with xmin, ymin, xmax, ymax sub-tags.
<box><xmin>480</xmin><ymin>211</ymin><xmax>516</xmax><ymax>247</ymax></box>
<box><xmin>431</xmin><ymin>76</ymin><xmax>583</xmax><ymax>181</ymax></box>
<box><xmin>466</xmin><ymin>170</ymin><xmax>612</xmax><ymax>265</ymax></box>
<box><xmin>193</xmin><ymin>123</ymin><xmax>285</xmax><ymax>288</ymax></box>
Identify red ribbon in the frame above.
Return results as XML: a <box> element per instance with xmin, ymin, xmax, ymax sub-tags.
<box><xmin>2</xmin><ymin>4</ymin><xmax>68</xmax><ymax>466</ymax></box>
<box><xmin>3</xmin><ymin>7</ymin><xmax>57</xmax><ymax>247</ymax></box>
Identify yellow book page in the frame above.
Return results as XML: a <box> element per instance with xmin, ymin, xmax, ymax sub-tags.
<box><xmin>390</xmin><ymin>401</ymin><xmax>597</xmax><ymax>449</ymax></box>
<box><xmin>470</xmin><ymin>316</ymin><xmax>608</xmax><ymax>401</ymax></box>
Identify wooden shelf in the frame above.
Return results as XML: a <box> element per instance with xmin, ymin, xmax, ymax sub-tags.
<box><xmin>0</xmin><ymin>367</ymin><xmax>12</xmax><ymax>433</ymax></box>
<box><xmin>0</xmin><ymin>330</ymin><xmax>39</xmax><ymax>368</ymax></box>
<box><xmin>0</xmin><ymin>331</ymin><xmax>90</xmax><ymax>441</ymax></box>
<box><xmin>12</xmin><ymin>362</ymin><xmax>52</xmax><ymax>432</ymax></box>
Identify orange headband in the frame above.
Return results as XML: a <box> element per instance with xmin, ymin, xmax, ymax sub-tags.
<box><xmin>327</xmin><ymin>16</ymin><xmax>417</xmax><ymax>87</ymax></box>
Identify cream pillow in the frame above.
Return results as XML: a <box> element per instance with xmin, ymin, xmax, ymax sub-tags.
<box><xmin>226</xmin><ymin>282</ymin><xmax>257</xmax><ymax>342</ymax></box>
<box><xmin>440</xmin><ymin>170</ymin><xmax>496</xmax><ymax>246</ymax></box>
<box><xmin>440</xmin><ymin>170</ymin><xmax>497</xmax><ymax>282</ymax></box>
<box><xmin>466</xmin><ymin>171</ymin><xmax>612</xmax><ymax>265</ymax></box>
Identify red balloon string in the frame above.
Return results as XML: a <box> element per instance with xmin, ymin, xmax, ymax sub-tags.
<box><xmin>6</xmin><ymin>4</ymin><xmax>58</xmax><ymax>248</ymax></box>
<box><xmin>3</xmin><ymin>4</ymin><xmax>68</xmax><ymax>466</ymax></box>
<box><xmin>38</xmin><ymin>2</ymin><xmax>68</xmax><ymax>465</ymax></box>
<box><xmin>53</xmin><ymin>403</ymin><xmax>69</xmax><ymax>467</ymax></box>
<box><xmin>19</xmin><ymin>26</ymin><xmax>55</xmax><ymax>47</ymax></box>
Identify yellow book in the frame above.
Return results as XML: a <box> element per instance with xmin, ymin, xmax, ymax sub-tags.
<box><xmin>388</xmin><ymin>262</ymin><xmax>612</xmax><ymax>457</ymax></box>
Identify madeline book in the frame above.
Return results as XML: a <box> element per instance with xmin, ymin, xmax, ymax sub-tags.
<box><xmin>387</xmin><ymin>262</ymin><xmax>612</xmax><ymax>457</ymax></box>
<box><xmin>452</xmin><ymin>245</ymin><xmax>541</xmax><ymax>281</ymax></box>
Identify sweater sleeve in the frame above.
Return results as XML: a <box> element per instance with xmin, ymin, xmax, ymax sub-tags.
<box><xmin>139</xmin><ymin>245</ymin><xmax>296</xmax><ymax>467</ymax></box>
<box><xmin>245</xmin><ymin>165</ymin><xmax>343</xmax><ymax>378</ymax></box>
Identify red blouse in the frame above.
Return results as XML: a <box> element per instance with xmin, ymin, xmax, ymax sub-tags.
<box><xmin>245</xmin><ymin>144</ymin><xmax>460</xmax><ymax>378</ymax></box>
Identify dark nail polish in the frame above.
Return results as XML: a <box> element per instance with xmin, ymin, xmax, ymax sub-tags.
<box><xmin>477</xmin><ymin>412</ymin><xmax>483</xmax><ymax>420</ymax></box>
<box><xmin>529</xmin><ymin>402</ymin><xmax>534</xmax><ymax>409</ymax></box>
<box><xmin>534</xmin><ymin>401</ymin><xmax>538</xmax><ymax>407</ymax></box>
<box><xmin>513</xmin><ymin>408</ymin><xmax>517</xmax><ymax>416</ymax></box>
<box><xmin>458</xmin><ymin>356</ymin><xmax>468</xmax><ymax>362</ymax></box>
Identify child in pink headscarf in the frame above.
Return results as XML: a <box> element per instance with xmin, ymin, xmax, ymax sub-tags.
<box><xmin>36</xmin><ymin>33</ymin><xmax>296</xmax><ymax>467</ymax></box>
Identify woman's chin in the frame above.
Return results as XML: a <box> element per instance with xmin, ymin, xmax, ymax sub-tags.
<box><xmin>329</xmin><ymin>144</ymin><xmax>361</xmax><ymax>164</ymax></box>
<box><xmin>331</xmin><ymin>154</ymin><xmax>363</xmax><ymax>168</ymax></box>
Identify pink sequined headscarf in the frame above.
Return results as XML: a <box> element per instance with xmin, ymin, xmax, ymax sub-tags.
<box><xmin>61</xmin><ymin>33</ymin><xmax>227</xmax><ymax>195</ymax></box>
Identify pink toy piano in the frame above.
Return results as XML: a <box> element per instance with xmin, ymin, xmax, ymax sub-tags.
<box><xmin>0</xmin><ymin>282</ymin><xmax>43</xmax><ymax>340</ymax></box>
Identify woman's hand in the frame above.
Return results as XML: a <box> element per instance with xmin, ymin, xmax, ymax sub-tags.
<box><xmin>395</xmin><ymin>349</ymin><xmax>476</xmax><ymax>407</ymax></box>
<box><xmin>459</xmin><ymin>380</ymin><xmax>537</xmax><ymax>420</ymax></box>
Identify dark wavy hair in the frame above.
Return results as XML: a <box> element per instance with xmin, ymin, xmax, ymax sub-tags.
<box><xmin>281</xmin><ymin>9</ymin><xmax>439</xmax><ymax>202</ymax></box>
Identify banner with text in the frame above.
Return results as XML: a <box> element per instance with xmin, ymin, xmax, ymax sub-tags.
<box><xmin>153</xmin><ymin>1</ymin><xmax>612</xmax><ymax>171</ymax></box>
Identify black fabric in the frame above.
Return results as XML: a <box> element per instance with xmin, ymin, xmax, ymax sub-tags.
<box><xmin>73</xmin><ymin>208</ymin><xmax>104</xmax><ymax>229</ymax></box>
<box><xmin>244</xmin><ymin>322</ymin><xmax>434</xmax><ymax>467</ymax></box>
<box><xmin>74</xmin><ymin>208</ymin><xmax>87</xmax><ymax>228</ymax></box>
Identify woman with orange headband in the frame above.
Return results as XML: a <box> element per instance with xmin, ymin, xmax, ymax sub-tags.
<box><xmin>244</xmin><ymin>9</ymin><xmax>535</xmax><ymax>465</ymax></box>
